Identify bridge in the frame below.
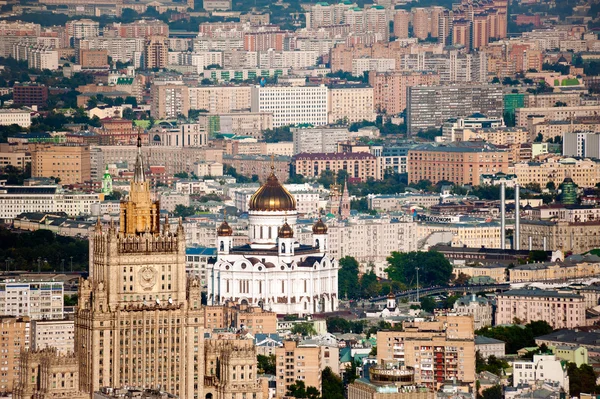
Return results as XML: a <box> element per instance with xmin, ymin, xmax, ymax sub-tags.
<box><xmin>369</xmin><ymin>283</ymin><xmax>511</xmax><ymax>303</ymax></box>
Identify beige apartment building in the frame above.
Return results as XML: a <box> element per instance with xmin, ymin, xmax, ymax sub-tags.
<box><xmin>377</xmin><ymin>315</ymin><xmax>476</xmax><ymax>388</ymax></box>
<box><xmin>509</xmin><ymin>157</ymin><xmax>600</xmax><ymax>188</ymax></box>
<box><xmin>0</xmin><ymin>316</ymin><xmax>29</xmax><ymax>395</ymax></box>
<box><xmin>293</xmin><ymin>152</ymin><xmax>377</xmax><ymax>182</ymax></box>
<box><xmin>454</xmin><ymin>127</ymin><xmax>531</xmax><ymax>147</ymax></box>
<box><xmin>189</xmin><ymin>86</ymin><xmax>252</xmax><ymax>114</ymax></box>
<box><xmin>453</xmin><ymin>264</ymin><xmax>507</xmax><ymax>283</ymax></box>
<box><xmin>150</xmin><ymin>83</ymin><xmax>190</xmax><ymax>118</ymax></box>
<box><xmin>516</xmin><ymin>105</ymin><xmax>600</xmax><ymax>127</ymax></box>
<box><xmin>276</xmin><ymin>340</ymin><xmax>322</xmax><ymax>398</ymax></box>
<box><xmin>408</xmin><ymin>144</ymin><xmax>509</xmax><ymax>185</ymax></box>
<box><xmin>328</xmin><ymin>83</ymin><xmax>376</xmax><ymax>124</ymax></box>
<box><xmin>520</xmin><ymin>220</ymin><xmax>600</xmax><ymax>254</ymax></box>
<box><xmin>526</xmin><ymin>92</ymin><xmax>582</xmax><ymax>108</ymax></box>
<box><xmin>204</xmin><ymin>303</ymin><xmax>277</xmax><ymax>334</ymax></box>
<box><xmin>496</xmin><ymin>289</ymin><xmax>586</xmax><ymax>329</ymax></box>
<box><xmin>417</xmin><ymin>220</ymin><xmax>502</xmax><ymax>249</ymax></box>
<box><xmin>31</xmin><ymin>144</ymin><xmax>90</xmax><ymax>185</ymax></box>
<box><xmin>369</xmin><ymin>71</ymin><xmax>440</xmax><ymax>115</ymax></box>
<box><xmin>530</xmin><ymin>119</ymin><xmax>600</xmax><ymax>142</ymax></box>
<box><xmin>509</xmin><ymin>260</ymin><xmax>600</xmax><ymax>283</ymax></box>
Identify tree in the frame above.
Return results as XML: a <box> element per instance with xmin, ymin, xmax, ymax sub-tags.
<box><xmin>291</xmin><ymin>322</ymin><xmax>317</xmax><ymax>337</ymax></box>
<box><xmin>386</xmin><ymin>251</ymin><xmax>453</xmax><ymax>287</ymax></box>
<box><xmin>419</xmin><ymin>296</ymin><xmax>436</xmax><ymax>312</ymax></box>
<box><xmin>568</xmin><ymin>363</ymin><xmax>598</xmax><ymax>397</ymax></box>
<box><xmin>546</xmin><ymin>181</ymin><xmax>556</xmax><ymax>190</ymax></box>
<box><xmin>416</xmin><ymin>127</ymin><xmax>442</xmax><ymax>141</ymax></box>
<box><xmin>360</xmin><ymin>270</ymin><xmax>380</xmax><ymax>298</ymax></box>
<box><xmin>338</xmin><ymin>257</ymin><xmax>360</xmax><ymax>299</ymax></box>
<box><xmin>173</xmin><ymin>205</ymin><xmax>196</xmax><ymax>218</ymax></box>
<box><xmin>481</xmin><ymin>385</ymin><xmax>502</xmax><ymax>399</ymax></box>
<box><xmin>528</xmin><ymin>250</ymin><xmax>548</xmax><ymax>263</ymax></box>
<box><xmin>174</xmin><ymin>172</ymin><xmax>189</xmax><ymax>179</ymax></box>
<box><xmin>263</xmin><ymin>126</ymin><xmax>292</xmax><ymax>142</ymax></box>
<box><xmin>321</xmin><ymin>367</ymin><xmax>344</xmax><ymax>399</ymax></box>
<box><xmin>286</xmin><ymin>381</ymin><xmax>320</xmax><ymax>399</ymax></box>
<box><xmin>257</xmin><ymin>354</ymin><xmax>276</xmax><ymax>374</ymax></box>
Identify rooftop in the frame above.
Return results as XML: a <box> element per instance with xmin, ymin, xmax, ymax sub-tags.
<box><xmin>499</xmin><ymin>288</ymin><xmax>583</xmax><ymax>299</ymax></box>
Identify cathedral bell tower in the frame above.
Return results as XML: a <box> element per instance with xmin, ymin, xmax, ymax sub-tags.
<box><xmin>119</xmin><ymin>134</ymin><xmax>160</xmax><ymax>235</ymax></box>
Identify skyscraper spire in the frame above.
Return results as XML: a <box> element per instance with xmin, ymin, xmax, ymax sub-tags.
<box><xmin>133</xmin><ymin>133</ymin><xmax>145</xmax><ymax>183</ymax></box>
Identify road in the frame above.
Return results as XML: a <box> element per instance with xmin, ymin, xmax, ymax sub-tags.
<box><xmin>369</xmin><ymin>283</ymin><xmax>511</xmax><ymax>303</ymax></box>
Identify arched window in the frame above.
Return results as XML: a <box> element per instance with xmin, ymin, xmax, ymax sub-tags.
<box><xmin>220</xmin><ymin>241</ymin><xmax>224</xmax><ymax>251</ymax></box>
<box><xmin>281</xmin><ymin>243</ymin><xmax>286</xmax><ymax>253</ymax></box>
<box><xmin>315</xmin><ymin>239</ymin><xmax>320</xmax><ymax>248</ymax></box>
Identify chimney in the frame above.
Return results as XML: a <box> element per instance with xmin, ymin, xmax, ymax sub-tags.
<box><xmin>515</xmin><ymin>184</ymin><xmax>520</xmax><ymax>250</ymax></box>
<box><xmin>500</xmin><ymin>182</ymin><xmax>506</xmax><ymax>250</ymax></box>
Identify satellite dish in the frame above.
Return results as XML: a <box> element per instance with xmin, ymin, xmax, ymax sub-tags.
<box><xmin>168</xmin><ymin>297</ymin><xmax>173</xmax><ymax>304</ymax></box>
<box><xmin>156</xmin><ymin>298</ymin><xmax>160</xmax><ymax>304</ymax></box>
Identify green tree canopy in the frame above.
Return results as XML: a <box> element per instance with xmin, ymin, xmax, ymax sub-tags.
<box><xmin>338</xmin><ymin>256</ymin><xmax>360</xmax><ymax>299</ymax></box>
<box><xmin>291</xmin><ymin>322</ymin><xmax>317</xmax><ymax>337</ymax></box>
<box><xmin>257</xmin><ymin>354</ymin><xmax>275</xmax><ymax>375</ymax></box>
<box><xmin>321</xmin><ymin>367</ymin><xmax>344</xmax><ymax>399</ymax></box>
<box><xmin>385</xmin><ymin>251</ymin><xmax>453</xmax><ymax>287</ymax></box>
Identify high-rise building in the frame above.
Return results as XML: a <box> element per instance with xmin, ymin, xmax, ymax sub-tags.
<box><xmin>377</xmin><ymin>315</ymin><xmax>476</xmax><ymax>388</ymax></box>
<box><xmin>150</xmin><ymin>82</ymin><xmax>190</xmax><ymax>119</ymax></box>
<box><xmin>412</xmin><ymin>8</ymin><xmax>430</xmax><ymax>40</ymax></box>
<box><xmin>472</xmin><ymin>14</ymin><xmax>489</xmax><ymax>49</ymax></box>
<box><xmin>406</xmin><ymin>84</ymin><xmax>504</xmax><ymax>134</ymax></box>
<box><xmin>275</xmin><ymin>340</ymin><xmax>322</xmax><ymax>397</ymax></box>
<box><xmin>369</xmin><ymin>71</ymin><xmax>440</xmax><ymax>115</ymax></box>
<box><xmin>452</xmin><ymin>19</ymin><xmax>471</xmax><ymax>50</ymax></box>
<box><xmin>0</xmin><ymin>316</ymin><xmax>29</xmax><ymax>395</ymax></box>
<box><xmin>251</xmin><ymin>84</ymin><xmax>328</xmax><ymax>127</ymax></box>
<box><xmin>207</xmin><ymin>169</ymin><xmax>339</xmax><ymax>314</ymax></box>
<box><xmin>75</xmin><ymin>136</ymin><xmax>205</xmax><ymax>397</ymax></box>
<box><xmin>31</xmin><ymin>144</ymin><xmax>91</xmax><ymax>185</ymax></box>
<box><xmin>0</xmin><ymin>280</ymin><xmax>64</xmax><ymax>320</ymax></box>
<box><xmin>66</xmin><ymin>19</ymin><xmax>99</xmax><ymax>41</ymax></box>
<box><xmin>13</xmin><ymin>84</ymin><xmax>48</xmax><ymax>107</ymax></box>
<box><xmin>144</xmin><ymin>35</ymin><xmax>168</xmax><ymax>69</ymax></box>
<box><xmin>292</xmin><ymin>125</ymin><xmax>349</xmax><ymax>154</ymax></box>
<box><xmin>327</xmin><ymin>83</ymin><xmax>376</xmax><ymax>124</ymax></box>
<box><xmin>393</xmin><ymin>10</ymin><xmax>410</xmax><ymax>39</ymax></box>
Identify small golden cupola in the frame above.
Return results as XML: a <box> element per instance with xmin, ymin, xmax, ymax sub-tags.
<box><xmin>248</xmin><ymin>170</ymin><xmax>296</xmax><ymax>212</ymax></box>
<box><xmin>217</xmin><ymin>220</ymin><xmax>233</xmax><ymax>236</ymax></box>
<box><xmin>278</xmin><ymin>221</ymin><xmax>294</xmax><ymax>238</ymax></box>
<box><xmin>312</xmin><ymin>218</ymin><xmax>328</xmax><ymax>234</ymax></box>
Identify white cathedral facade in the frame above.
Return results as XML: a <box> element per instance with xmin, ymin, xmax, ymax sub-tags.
<box><xmin>207</xmin><ymin>169</ymin><xmax>339</xmax><ymax>315</ymax></box>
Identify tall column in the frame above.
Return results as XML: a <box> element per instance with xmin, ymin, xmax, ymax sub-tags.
<box><xmin>515</xmin><ymin>184</ymin><xmax>520</xmax><ymax>251</ymax></box>
<box><xmin>500</xmin><ymin>182</ymin><xmax>506</xmax><ymax>250</ymax></box>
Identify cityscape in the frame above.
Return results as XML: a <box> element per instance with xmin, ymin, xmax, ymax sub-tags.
<box><xmin>0</xmin><ymin>0</ymin><xmax>599</xmax><ymax>398</ymax></box>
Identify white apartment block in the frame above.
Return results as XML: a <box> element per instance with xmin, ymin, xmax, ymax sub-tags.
<box><xmin>292</xmin><ymin>125</ymin><xmax>349</xmax><ymax>154</ymax></box>
<box><xmin>258</xmin><ymin>50</ymin><xmax>319</xmax><ymax>69</ymax></box>
<box><xmin>31</xmin><ymin>319</ymin><xmax>74</xmax><ymax>355</ymax></box>
<box><xmin>168</xmin><ymin>51</ymin><xmax>223</xmax><ymax>73</ymax></box>
<box><xmin>298</xmin><ymin>216</ymin><xmax>418</xmax><ymax>277</ymax></box>
<box><xmin>13</xmin><ymin>44</ymin><xmax>59</xmax><ymax>71</ymax></box>
<box><xmin>0</xmin><ymin>109</ymin><xmax>31</xmax><ymax>128</ymax></box>
<box><xmin>352</xmin><ymin>58</ymin><xmax>395</xmax><ymax>77</ymax></box>
<box><xmin>0</xmin><ymin>280</ymin><xmax>64</xmax><ymax>320</ymax></box>
<box><xmin>193</xmin><ymin>37</ymin><xmax>244</xmax><ymax>52</ymax></box>
<box><xmin>328</xmin><ymin>84</ymin><xmax>376</xmax><ymax>124</ymax></box>
<box><xmin>77</xmin><ymin>37</ymin><xmax>145</xmax><ymax>64</ymax></box>
<box><xmin>251</xmin><ymin>84</ymin><xmax>328</xmax><ymax>127</ymax></box>
<box><xmin>67</xmin><ymin>19</ymin><xmax>100</xmax><ymax>40</ymax></box>
<box><xmin>513</xmin><ymin>355</ymin><xmax>569</xmax><ymax>392</ymax></box>
<box><xmin>189</xmin><ymin>86</ymin><xmax>252</xmax><ymax>113</ymax></box>
<box><xmin>0</xmin><ymin>185</ymin><xmax>102</xmax><ymax>221</ymax></box>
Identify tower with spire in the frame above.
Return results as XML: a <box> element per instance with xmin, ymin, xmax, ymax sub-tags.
<box><xmin>119</xmin><ymin>134</ymin><xmax>161</xmax><ymax>235</ymax></box>
<box><xmin>340</xmin><ymin>179</ymin><xmax>350</xmax><ymax>219</ymax></box>
<box><xmin>101</xmin><ymin>165</ymin><xmax>113</xmax><ymax>195</ymax></box>
<box><xmin>73</xmin><ymin>136</ymin><xmax>204</xmax><ymax>398</ymax></box>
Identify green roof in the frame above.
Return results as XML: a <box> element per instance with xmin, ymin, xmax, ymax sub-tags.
<box><xmin>116</xmin><ymin>77</ymin><xmax>134</xmax><ymax>85</ymax></box>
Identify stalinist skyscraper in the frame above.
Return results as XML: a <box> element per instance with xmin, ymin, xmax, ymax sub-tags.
<box><xmin>75</xmin><ymin>136</ymin><xmax>205</xmax><ymax>398</ymax></box>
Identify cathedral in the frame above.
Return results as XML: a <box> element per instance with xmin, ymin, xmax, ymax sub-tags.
<box><xmin>207</xmin><ymin>167</ymin><xmax>339</xmax><ymax>315</ymax></box>
<box><xmin>15</xmin><ymin>137</ymin><xmax>263</xmax><ymax>399</ymax></box>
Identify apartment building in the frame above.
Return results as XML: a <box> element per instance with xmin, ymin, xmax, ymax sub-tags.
<box><xmin>407</xmin><ymin>84</ymin><xmax>504</xmax><ymax>134</ymax></box>
<box><xmin>31</xmin><ymin>144</ymin><xmax>91</xmax><ymax>185</ymax></box>
<box><xmin>417</xmin><ymin>219</ymin><xmax>502</xmax><ymax>249</ymax></box>
<box><xmin>77</xmin><ymin>37</ymin><xmax>145</xmax><ymax>65</ymax></box>
<box><xmin>0</xmin><ymin>185</ymin><xmax>101</xmax><ymax>221</ymax></box>
<box><xmin>532</xmin><ymin>119</ymin><xmax>600</xmax><ymax>142</ymax></box>
<box><xmin>293</xmin><ymin>152</ymin><xmax>377</xmax><ymax>181</ymax></box>
<box><xmin>369</xmin><ymin>71</ymin><xmax>440</xmax><ymax>115</ymax></box>
<box><xmin>0</xmin><ymin>109</ymin><xmax>31</xmax><ymax>128</ymax></box>
<box><xmin>292</xmin><ymin>125</ymin><xmax>349</xmax><ymax>154</ymax></box>
<box><xmin>275</xmin><ymin>340</ymin><xmax>322</xmax><ymax>398</ymax></box>
<box><xmin>66</xmin><ymin>19</ymin><xmax>99</xmax><ymax>40</ymax></box>
<box><xmin>516</xmin><ymin>105</ymin><xmax>600</xmax><ymax>127</ymax></box>
<box><xmin>79</xmin><ymin>49</ymin><xmax>108</xmax><ymax>68</ymax></box>
<box><xmin>150</xmin><ymin>82</ymin><xmax>190</xmax><ymax>118</ymax></box>
<box><xmin>407</xmin><ymin>143</ymin><xmax>509</xmax><ymax>185</ymax></box>
<box><xmin>251</xmin><ymin>84</ymin><xmax>328</xmax><ymax>127</ymax></box>
<box><xmin>496</xmin><ymin>288</ymin><xmax>586</xmax><ymax>329</ymax></box>
<box><xmin>189</xmin><ymin>85</ymin><xmax>252</xmax><ymax>113</ymax></box>
<box><xmin>377</xmin><ymin>315</ymin><xmax>476</xmax><ymax>387</ymax></box>
<box><xmin>509</xmin><ymin>157</ymin><xmax>600</xmax><ymax>188</ymax></box>
<box><xmin>0</xmin><ymin>316</ymin><xmax>30</xmax><ymax>395</ymax></box>
<box><xmin>0</xmin><ymin>280</ymin><xmax>64</xmax><ymax>320</ymax></box>
<box><xmin>512</xmin><ymin>354</ymin><xmax>569</xmax><ymax>392</ymax></box>
<box><xmin>13</xmin><ymin>44</ymin><xmax>59</xmax><ymax>71</ymax></box>
<box><xmin>202</xmin><ymin>112</ymin><xmax>273</xmax><ymax>138</ymax></box>
<box><xmin>327</xmin><ymin>83</ymin><xmax>376</xmax><ymax>124</ymax></box>
<box><xmin>509</xmin><ymin>260</ymin><xmax>600</xmax><ymax>283</ymax></box>
<box><xmin>103</xmin><ymin>20</ymin><xmax>169</xmax><ymax>38</ymax></box>
<box><xmin>519</xmin><ymin>219</ymin><xmax>600</xmax><ymax>254</ymax></box>
<box><xmin>31</xmin><ymin>319</ymin><xmax>74</xmax><ymax>355</ymax></box>
<box><xmin>393</xmin><ymin>10</ymin><xmax>410</xmax><ymax>39</ymax></box>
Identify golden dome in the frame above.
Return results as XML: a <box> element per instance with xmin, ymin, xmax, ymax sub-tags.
<box><xmin>278</xmin><ymin>221</ymin><xmax>294</xmax><ymax>238</ymax></box>
<box><xmin>312</xmin><ymin>218</ymin><xmax>328</xmax><ymax>234</ymax></box>
<box><xmin>248</xmin><ymin>171</ymin><xmax>296</xmax><ymax>212</ymax></box>
<box><xmin>217</xmin><ymin>220</ymin><xmax>233</xmax><ymax>236</ymax></box>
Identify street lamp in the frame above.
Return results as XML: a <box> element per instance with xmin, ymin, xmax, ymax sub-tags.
<box><xmin>415</xmin><ymin>266</ymin><xmax>420</xmax><ymax>303</ymax></box>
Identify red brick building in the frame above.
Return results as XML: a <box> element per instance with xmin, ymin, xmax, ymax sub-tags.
<box><xmin>13</xmin><ymin>84</ymin><xmax>48</xmax><ymax>107</ymax></box>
